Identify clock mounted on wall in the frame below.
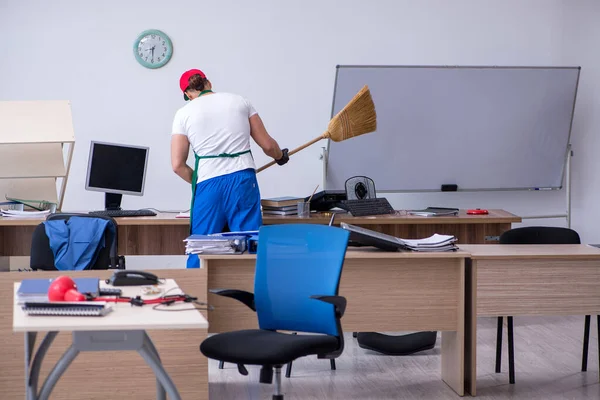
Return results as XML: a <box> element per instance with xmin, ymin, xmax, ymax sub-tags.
<box><xmin>133</xmin><ymin>29</ymin><xmax>173</xmax><ymax>69</ymax></box>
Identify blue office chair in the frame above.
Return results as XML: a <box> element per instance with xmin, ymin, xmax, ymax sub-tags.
<box><xmin>200</xmin><ymin>224</ymin><xmax>349</xmax><ymax>400</ymax></box>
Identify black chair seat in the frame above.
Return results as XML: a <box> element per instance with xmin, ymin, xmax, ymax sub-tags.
<box><xmin>200</xmin><ymin>329</ymin><xmax>339</xmax><ymax>366</ymax></box>
<box><xmin>357</xmin><ymin>331</ymin><xmax>437</xmax><ymax>355</ymax></box>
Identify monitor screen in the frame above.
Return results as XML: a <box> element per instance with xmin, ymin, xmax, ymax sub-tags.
<box><xmin>85</xmin><ymin>141</ymin><xmax>149</xmax><ymax>196</ymax></box>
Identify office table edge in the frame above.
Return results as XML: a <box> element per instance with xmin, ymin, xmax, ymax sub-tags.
<box><xmin>0</xmin><ymin>209</ymin><xmax>522</xmax><ymax>226</ymax></box>
<box><xmin>12</xmin><ymin>281</ymin><xmax>209</xmax><ymax>332</ymax></box>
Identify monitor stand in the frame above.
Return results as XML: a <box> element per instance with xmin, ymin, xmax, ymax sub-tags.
<box><xmin>105</xmin><ymin>193</ymin><xmax>122</xmax><ymax>211</ymax></box>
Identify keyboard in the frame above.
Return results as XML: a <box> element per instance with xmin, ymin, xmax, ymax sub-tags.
<box><xmin>336</xmin><ymin>198</ymin><xmax>395</xmax><ymax>217</ymax></box>
<box><xmin>89</xmin><ymin>209</ymin><xmax>157</xmax><ymax>218</ymax></box>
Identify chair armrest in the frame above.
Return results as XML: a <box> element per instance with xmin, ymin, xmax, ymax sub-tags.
<box><xmin>310</xmin><ymin>295</ymin><xmax>347</xmax><ymax>318</ymax></box>
<box><xmin>210</xmin><ymin>289</ymin><xmax>256</xmax><ymax>312</ymax></box>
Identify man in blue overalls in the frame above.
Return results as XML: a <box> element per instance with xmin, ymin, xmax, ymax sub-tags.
<box><xmin>170</xmin><ymin>69</ymin><xmax>288</xmax><ymax>268</ymax></box>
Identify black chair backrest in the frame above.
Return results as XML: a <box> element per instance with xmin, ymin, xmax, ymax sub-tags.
<box><xmin>30</xmin><ymin>213</ymin><xmax>118</xmax><ymax>271</ymax></box>
<box><xmin>499</xmin><ymin>226</ymin><xmax>580</xmax><ymax>245</ymax></box>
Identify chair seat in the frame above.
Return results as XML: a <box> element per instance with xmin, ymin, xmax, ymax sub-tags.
<box><xmin>200</xmin><ymin>329</ymin><xmax>339</xmax><ymax>366</ymax></box>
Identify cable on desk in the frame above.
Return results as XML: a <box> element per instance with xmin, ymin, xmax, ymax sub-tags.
<box><xmin>89</xmin><ymin>286</ymin><xmax>214</xmax><ymax>311</ymax></box>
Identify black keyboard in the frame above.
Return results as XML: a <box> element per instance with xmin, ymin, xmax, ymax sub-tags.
<box><xmin>337</xmin><ymin>198</ymin><xmax>395</xmax><ymax>217</ymax></box>
<box><xmin>89</xmin><ymin>209</ymin><xmax>157</xmax><ymax>218</ymax></box>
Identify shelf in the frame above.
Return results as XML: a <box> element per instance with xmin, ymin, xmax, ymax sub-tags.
<box><xmin>0</xmin><ymin>143</ymin><xmax>67</xmax><ymax>178</ymax></box>
<box><xmin>0</xmin><ymin>178</ymin><xmax>58</xmax><ymax>204</ymax></box>
<box><xmin>0</xmin><ymin>100</ymin><xmax>75</xmax><ymax>144</ymax></box>
<box><xmin>0</xmin><ymin>100</ymin><xmax>76</xmax><ymax>210</ymax></box>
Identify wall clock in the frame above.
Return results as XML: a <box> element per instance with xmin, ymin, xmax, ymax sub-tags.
<box><xmin>133</xmin><ymin>29</ymin><xmax>173</xmax><ymax>69</ymax></box>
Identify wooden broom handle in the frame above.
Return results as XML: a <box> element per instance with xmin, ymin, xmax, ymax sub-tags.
<box><xmin>256</xmin><ymin>134</ymin><xmax>326</xmax><ymax>173</ymax></box>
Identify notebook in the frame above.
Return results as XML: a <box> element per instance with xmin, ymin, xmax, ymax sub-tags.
<box><xmin>17</xmin><ymin>278</ymin><xmax>100</xmax><ymax>303</ymax></box>
<box><xmin>21</xmin><ymin>302</ymin><xmax>112</xmax><ymax>317</ymax></box>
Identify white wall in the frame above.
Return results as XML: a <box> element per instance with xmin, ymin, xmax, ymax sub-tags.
<box><xmin>2</xmin><ymin>0</ymin><xmax>594</xmax><ymax>238</ymax></box>
<box><xmin>559</xmin><ymin>1</ymin><xmax>600</xmax><ymax>242</ymax></box>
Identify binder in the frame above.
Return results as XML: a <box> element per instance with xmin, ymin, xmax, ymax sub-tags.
<box><xmin>17</xmin><ymin>278</ymin><xmax>100</xmax><ymax>303</ymax></box>
<box><xmin>407</xmin><ymin>207</ymin><xmax>459</xmax><ymax>217</ymax></box>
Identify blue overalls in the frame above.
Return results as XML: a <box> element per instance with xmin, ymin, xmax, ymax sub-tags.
<box><xmin>186</xmin><ymin>150</ymin><xmax>262</xmax><ymax>269</ymax></box>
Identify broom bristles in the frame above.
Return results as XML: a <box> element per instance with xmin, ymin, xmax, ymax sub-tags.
<box><xmin>325</xmin><ymin>85</ymin><xmax>377</xmax><ymax>142</ymax></box>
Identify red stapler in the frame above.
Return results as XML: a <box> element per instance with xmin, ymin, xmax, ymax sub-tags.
<box><xmin>467</xmin><ymin>208</ymin><xmax>489</xmax><ymax>215</ymax></box>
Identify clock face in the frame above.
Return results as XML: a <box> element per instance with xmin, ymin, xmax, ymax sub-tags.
<box><xmin>133</xmin><ymin>29</ymin><xmax>172</xmax><ymax>69</ymax></box>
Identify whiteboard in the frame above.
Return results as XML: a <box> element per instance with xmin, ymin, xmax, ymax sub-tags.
<box><xmin>325</xmin><ymin>66</ymin><xmax>580</xmax><ymax>192</ymax></box>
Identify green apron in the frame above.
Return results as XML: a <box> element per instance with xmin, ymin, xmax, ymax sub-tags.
<box><xmin>189</xmin><ymin>149</ymin><xmax>252</xmax><ymax>233</ymax></box>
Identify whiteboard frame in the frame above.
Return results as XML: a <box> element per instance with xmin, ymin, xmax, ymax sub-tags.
<box><xmin>324</xmin><ymin>64</ymin><xmax>581</xmax><ymax>193</ymax></box>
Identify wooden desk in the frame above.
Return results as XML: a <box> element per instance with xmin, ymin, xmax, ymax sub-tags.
<box><xmin>265</xmin><ymin>209</ymin><xmax>519</xmax><ymax>244</ymax></box>
<box><xmin>14</xmin><ymin>279</ymin><xmax>207</xmax><ymax>400</ymax></box>
<box><xmin>0</xmin><ymin>269</ymin><xmax>209</xmax><ymax>400</ymax></box>
<box><xmin>0</xmin><ymin>209</ymin><xmax>520</xmax><ymax>260</ymax></box>
<box><xmin>460</xmin><ymin>244</ymin><xmax>600</xmax><ymax>396</ymax></box>
<box><xmin>201</xmin><ymin>248</ymin><xmax>469</xmax><ymax>396</ymax></box>
<box><xmin>0</xmin><ymin>213</ymin><xmax>192</xmax><ymax>258</ymax></box>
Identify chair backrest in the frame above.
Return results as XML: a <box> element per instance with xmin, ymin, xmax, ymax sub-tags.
<box><xmin>30</xmin><ymin>213</ymin><xmax>118</xmax><ymax>270</ymax></box>
<box><xmin>254</xmin><ymin>224</ymin><xmax>349</xmax><ymax>337</ymax></box>
<box><xmin>499</xmin><ymin>226</ymin><xmax>580</xmax><ymax>245</ymax></box>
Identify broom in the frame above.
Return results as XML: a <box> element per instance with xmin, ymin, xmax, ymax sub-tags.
<box><xmin>256</xmin><ymin>85</ymin><xmax>377</xmax><ymax>173</ymax></box>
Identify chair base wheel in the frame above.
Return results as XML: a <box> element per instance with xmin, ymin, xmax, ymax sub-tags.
<box><xmin>272</xmin><ymin>395</ymin><xmax>284</xmax><ymax>400</ymax></box>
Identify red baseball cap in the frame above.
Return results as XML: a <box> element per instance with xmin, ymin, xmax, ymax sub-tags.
<box><xmin>179</xmin><ymin>69</ymin><xmax>206</xmax><ymax>100</ymax></box>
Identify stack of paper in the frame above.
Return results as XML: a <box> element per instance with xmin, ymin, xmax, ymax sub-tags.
<box><xmin>398</xmin><ymin>234</ymin><xmax>458</xmax><ymax>252</ymax></box>
<box><xmin>1</xmin><ymin>209</ymin><xmax>50</xmax><ymax>218</ymax></box>
<box><xmin>261</xmin><ymin>196</ymin><xmax>304</xmax><ymax>216</ymax></box>
<box><xmin>184</xmin><ymin>234</ymin><xmax>247</xmax><ymax>255</ymax></box>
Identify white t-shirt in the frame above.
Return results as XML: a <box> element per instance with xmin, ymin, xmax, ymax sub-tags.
<box><xmin>171</xmin><ymin>92</ymin><xmax>257</xmax><ymax>184</ymax></box>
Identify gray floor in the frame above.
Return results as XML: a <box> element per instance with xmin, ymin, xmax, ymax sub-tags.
<box><xmin>208</xmin><ymin>316</ymin><xmax>599</xmax><ymax>399</ymax></box>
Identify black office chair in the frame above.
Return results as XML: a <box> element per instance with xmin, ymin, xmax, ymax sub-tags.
<box><xmin>200</xmin><ymin>224</ymin><xmax>349</xmax><ymax>400</ymax></box>
<box><xmin>30</xmin><ymin>213</ymin><xmax>124</xmax><ymax>270</ymax></box>
<box><xmin>495</xmin><ymin>226</ymin><xmax>597</xmax><ymax>384</ymax></box>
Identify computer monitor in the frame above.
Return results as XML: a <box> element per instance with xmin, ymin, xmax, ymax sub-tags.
<box><xmin>85</xmin><ymin>141</ymin><xmax>149</xmax><ymax>210</ymax></box>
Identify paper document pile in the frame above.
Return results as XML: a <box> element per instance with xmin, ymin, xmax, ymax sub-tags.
<box><xmin>0</xmin><ymin>209</ymin><xmax>50</xmax><ymax>218</ymax></box>
<box><xmin>184</xmin><ymin>235</ymin><xmax>247</xmax><ymax>255</ymax></box>
<box><xmin>398</xmin><ymin>234</ymin><xmax>458</xmax><ymax>252</ymax></box>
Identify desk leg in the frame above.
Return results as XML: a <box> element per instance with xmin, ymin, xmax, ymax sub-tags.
<box><xmin>25</xmin><ymin>330</ymin><xmax>182</xmax><ymax>400</ymax></box>
<box><xmin>38</xmin><ymin>344</ymin><xmax>80</xmax><ymax>400</ymax></box>
<box><xmin>138</xmin><ymin>333</ymin><xmax>181</xmax><ymax>400</ymax></box>
<box><xmin>26</xmin><ymin>332</ymin><xmax>58</xmax><ymax>400</ymax></box>
<box><xmin>464</xmin><ymin>259</ymin><xmax>477</xmax><ymax>396</ymax></box>
<box><xmin>143</xmin><ymin>332</ymin><xmax>167</xmax><ymax>400</ymax></box>
<box><xmin>441</xmin><ymin>331</ymin><xmax>465</xmax><ymax>396</ymax></box>
<box><xmin>24</xmin><ymin>332</ymin><xmax>36</xmax><ymax>400</ymax></box>
<box><xmin>441</xmin><ymin>260</ymin><xmax>466</xmax><ymax>396</ymax></box>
